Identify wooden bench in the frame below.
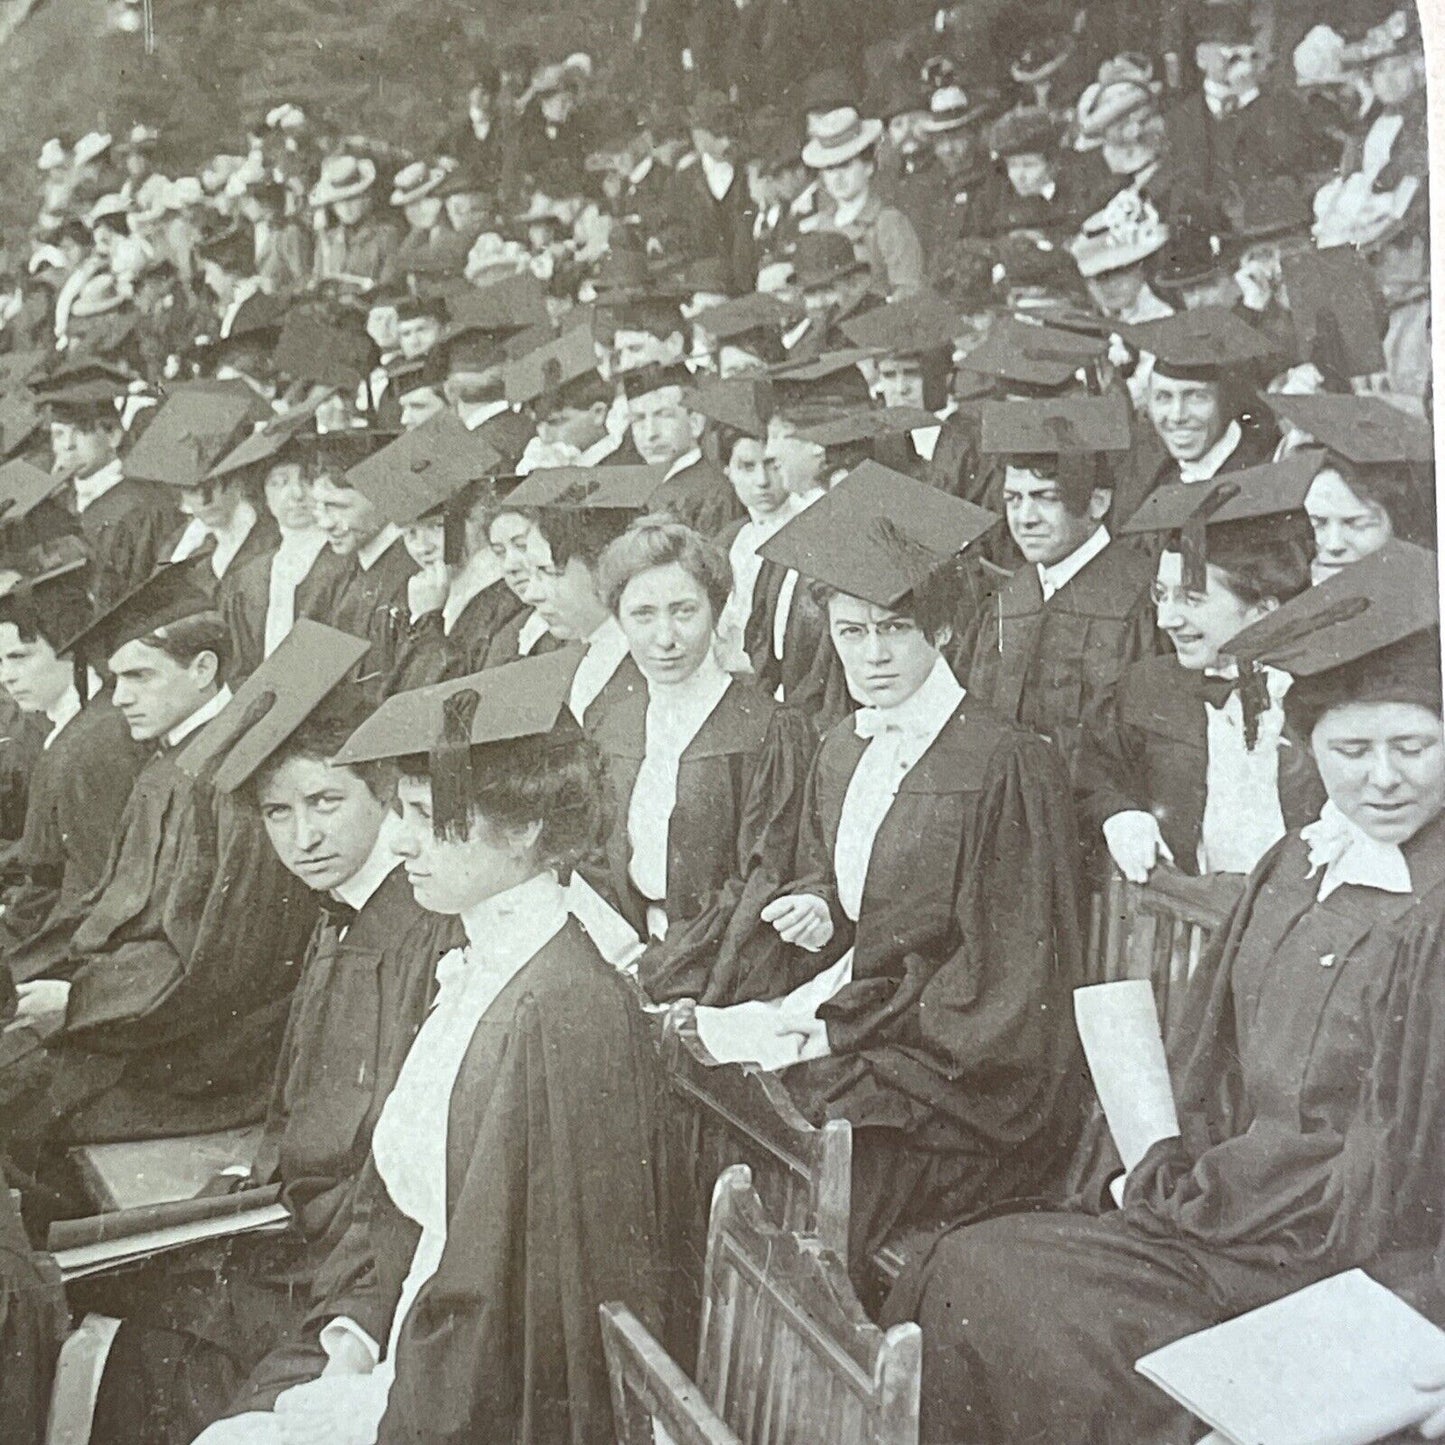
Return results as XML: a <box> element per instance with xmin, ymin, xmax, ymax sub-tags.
<box><xmin>661</xmin><ymin>1004</ymin><xmax>852</xmax><ymax>1260</ymax></box>
<box><xmin>603</xmin><ymin>1164</ymin><xmax>921</xmax><ymax>1445</ymax></box>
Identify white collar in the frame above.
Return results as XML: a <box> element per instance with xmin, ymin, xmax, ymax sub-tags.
<box><xmin>331</xmin><ymin>831</ymin><xmax>398</xmax><ymax>913</ymax></box>
<box><xmin>41</xmin><ymin>680</ymin><xmax>84</xmax><ymax>750</ymax></box>
<box><xmin>743</xmin><ymin>491</ymin><xmax>804</xmax><ymax>533</ymax></box>
<box><xmin>568</xmin><ymin>613</ymin><xmax>631</xmax><ymax>722</ymax></box>
<box><xmin>1038</xmin><ymin>526</ymin><xmax>1110</xmax><ymax>599</ymax></box>
<box><xmin>1177</xmin><ymin>419</ymin><xmax>1243</xmax><ymax>484</ymax></box>
<box><xmin>1122</xmin><ymin>286</ymin><xmax>1175</xmax><ymax>324</ymax></box>
<box><xmin>852</xmin><ymin>654</ymin><xmax>963</xmax><ymax>739</ymax></box>
<box><xmin>1203</xmin><ymin>79</ymin><xmax>1260</xmax><ymax>117</ymax></box>
<box><xmin>456</xmin><ymin>869</ymin><xmax>569</xmax><ymax>964</ymax></box>
<box><xmin>1038</xmin><ymin>179</ymin><xmax>1057</xmax><ymax>201</ymax></box>
<box><xmin>663</xmin><ymin>446</ymin><xmax>701</xmax><ymax>482</ymax></box>
<box><xmin>647</xmin><ymin>648</ymin><xmax>731</xmax><ymax>722</ymax></box>
<box><xmin>698</xmin><ymin>152</ymin><xmax>735</xmax><ymax>202</ymax></box>
<box><xmin>275</xmin><ymin>526</ymin><xmax>327</xmax><ymax>562</ymax></box>
<box><xmin>166</xmin><ymin>684</ymin><xmax>233</xmax><ymax>748</ymax></box>
<box><xmin>443</xmin><ymin>548</ymin><xmax>504</xmax><ymax>633</ymax></box>
<box><xmin>357</xmin><ymin>522</ymin><xmax>402</xmax><ymax>571</ymax></box>
<box><xmin>1301</xmin><ymin>800</ymin><xmax>1415</xmax><ymax>902</ymax></box>
<box><xmin>790</xmin><ymin>181</ymin><xmax>818</xmax><ymax>217</ymax></box>
<box><xmin>459</xmin><ymin>396</ymin><xmax>510</xmax><ymax>429</ymax></box>
<box><xmin>517</xmin><ymin>608</ymin><xmax>551</xmax><ymax>655</ymax></box>
<box><xmin>627</xmin><ymin>154</ymin><xmax>655</xmax><ymax>187</ymax></box>
<box><xmin>73</xmin><ymin>457</ymin><xmax>125</xmax><ymax>513</ymax></box>
<box><xmin>207</xmin><ymin>499</ymin><xmax>259</xmax><ymax>577</ymax></box>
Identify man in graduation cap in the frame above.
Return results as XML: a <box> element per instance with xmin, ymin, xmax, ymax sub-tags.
<box><xmin>960</xmin><ymin>394</ymin><xmax>1162</xmax><ymax>786</ymax></box>
<box><xmin>81</xmin><ymin>624</ymin><xmax>462</xmax><ymax>1445</ymax></box>
<box><xmin>0</xmin><ymin>562</ymin><xmax>317</xmax><ymax>1172</ymax></box>
<box><xmin>1077</xmin><ymin>455</ymin><xmax>1324</xmax><ymax>888</ymax></box>
<box><xmin>619</xmin><ymin>361</ymin><xmax>743</xmax><ymax>537</ymax></box>
<box><xmin>0</xmin><ymin>560</ymin><xmax>148</xmax><ymax>983</ymax></box>
<box><xmin>692</xmin><ymin>462</ymin><xmax>1085</xmax><ymax>1275</ymax></box>
<box><xmin>32</xmin><ymin>361</ymin><xmax>181</xmax><ymax>613</ymax></box>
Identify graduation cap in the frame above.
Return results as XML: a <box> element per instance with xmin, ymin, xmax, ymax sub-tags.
<box><xmin>174</xmin><ymin>620</ymin><xmax>370</xmax><ymax>791</ymax></box>
<box><xmin>955</xmin><ymin>317</ymin><xmax>1105</xmax><ymax>392</ymax></box>
<box><xmin>619</xmin><ymin>361</ymin><xmax>695</xmax><ymax>401</ymax></box>
<box><xmin>0</xmin><ymin>553</ymin><xmax>92</xmax><ymax>644</ymax></box>
<box><xmin>504</xmin><ymin>463</ymin><xmax>668</xmax><ymax>514</ymax></box>
<box><xmin>694</xmin><ymin>293</ymin><xmax>800</xmax><ymax>344</ymax></box>
<box><xmin>0</xmin><ymin>397</ymin><xmax>43</xmax><ymax>460</ymax></box>
<box><xmin>334</xmin><ymin>649</ymin><xmax>585</xmax><ymax>837</ymax></box>
<box><xmin>0</xmin><ymin>350</ymin><xmax>49</xmax><ymax>395</ymax></box>
<box><xmin>443</xmin><ymin>272</ymin><xmax>551</xmax><ymax>335</ymax></box>
<box><xmin>206</xmin><ymin>389</ymin><xmax>337</xmax><ymax>481</ymax></box>
<box><xmin>792</xmin><ymin>405</ymin><xmax>937</xmax><ymax>448</ymax></box>
<box><xmin>1230</xmin><ymin>539</ymin><xmax>1439</xmax><ymax>683</ymax></box>
<box><xmin>272</xmin><ymin>309</ymin><xmax>376</xmax><ymax>390</ymax></box>
<box><xmin>1261</xmin><ymin>395</ymin><xmax>1433</xmax><ymax>467</ymax></box>
<box><xmin>503</xmin><ymin>318</ymin><xmax>599</xmax><ymax>406</ymax></box>
<box><xmin>29</xmin><ymin>359</ymin><xmax>134</xmax><ymax>422</ymax></box>
<box><xmin>981</xmin><ymin>393</ymin><xmax>1133</xmax><ymax>494</ymax></box>
<box><xmin>682</xmin><ymin>376</ymin><xmax>774</xmax><ymax>438</ymax></box>
<box><xmin>390</xmin><ymin>350</ymin><xmax>449</xmax><ymax>400</ymax></box>
<box><xmin>758</xmin><ymin>459</ymin><xmax>999</xmax><ymax>608</ymax></box>
<box><xmin>59</xmin><ymin>560</ymin><xmax>216</xmax><ymax>669</ymax></box>
<box><xmin>1120</xmin><ymin>450</ymin><xmax>1321</xmax><ymax>591</ymax></box>
<box><xmin>344</xmin><ymin>410</ymin><xmax>505</xmax><ymax>563</ymax></box>
<box><xmin>1121</xmin><ymin>306</ymin><xmax>1274</xmax><ymax>383</ymax></box>
<box><xmin>218</xmin><ymin>290</ymin><xmax>289</xmax><ymax>344</ymax></box>
<box><xmin>0</xmin><ymin>458</ymin><xmax>64</xmax><ymax>525</ymax></box>
<box><xmin>769</xmin><ymin>349</ymin><xmax>874</xmax><ymax>413</ymax></box>
<box><xmin>1280</xmin><ymin>246</ymin><xmax>1387</xmax><ymax>381</ymax></box>
<box><xmin>839</xmin><ymin>289</ymin><xmax>971</xmax><ymax>357</ymax></box>
<box><xmin>123</xmin><ymin>386</ymin><xmax>268</xmax><ymax>487</ymax></box>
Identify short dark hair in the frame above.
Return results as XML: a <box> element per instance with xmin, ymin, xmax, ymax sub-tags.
<box><xmin>597</xmin><ymin>513</ymin><xmax>731</xmax><ymax>617</ymax></box>
<box><xmin>1164</xmin><ymin>518</ymin><xmax>1312</xmax><ymax>610</ymax></box>
<box><xmin>402</xmin><ymin>731</ymin><xmax>607</xmax><ymax>873</ymax></box>
<box><xmin>140</xmin><ymin>613</ymin><xmax>233</xmax><ymax>676</ymax></box>
<box><xmin>1321</xmin><ymin>456</ymin><xmax>1436</xmax><ymax>549</ymax></box>
<box><xmin>1285</xmin><ymin>630</ymin><xmax>1443</xmax><ymax>739</ymax></box>
<box><xmin>534</xmin><ymin>508</ymin><xmax>628</xmax><ymax>570</ymax></box>
<box><xmin>0</xmin><ymin>583</ymin><xmax>92</xmax><ymax>651</ymax></box>
<box><xmin>251</xmin><ymin>713</ymin><xmax>390</xmax><ymax>805</ymax></box>
<box><xmin>1002</xmin><ymin>454</ymin><xmax>1109</xmax><ymax>517</ymax></box>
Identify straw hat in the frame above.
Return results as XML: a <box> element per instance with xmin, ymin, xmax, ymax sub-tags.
<box><xmin>801</xmin><ymin>108</ymin><xmax>884</xmax><ymax>168</ymax></box>
<box><xmin>390</xmin><ymin>160</ymin><xmax>451</xmax><ymax>207</ymax></box>
<box><xmin>919</xmin><ymin>86</ymin><xmax>989</xmax><ymax>135</ymax></box>
<box><xmin>73</xmin><ymin>131</ymin><xmax>113</xmax><ymax>166</ymax></box>
<box><xmin>309</xmin><ymin>155</ymin><xmax>377</xmax><ymax>208</ymax></box>
<box><xmin>1070</xmin><ymin>190</ymin><xmax>1169</xmax><ymax>277</ymax></box>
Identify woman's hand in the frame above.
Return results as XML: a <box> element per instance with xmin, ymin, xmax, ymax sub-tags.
<box><xmin>12</xmin><ymin>979</ymin><xmax>70</xmax><ymax>1037</ymax></box>
<box><xmin>1102</xmin><ymin>811</ymin><xmax>1174</xmax><ymax>885</ymax></box>
<box><xmin>761</xmin><ymin>894</ymin><xmax>833</xmax><ymax>952</ymax></box>
<box><xmin>407</xmin><ymin>561</ymin><xmax>449</xmax><ymax>621</ymax></box>
<box><xmin>1415</xmin><ymin>1363</ymin><xmax>1445</xmax><ymax>1438</ymax></box>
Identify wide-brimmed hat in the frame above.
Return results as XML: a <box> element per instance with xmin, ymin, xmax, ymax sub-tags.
<box><xmin>69</xmin><ymin>273</ymin><xmax>132</xmax><ymax>318</ymax></box>
<box><xmin>801</xmin><ymin>108</ymin><xmax>883</xmax><ymax>168</ymax></box>
<box><xmin>1011</xmin><ymin>32</ymin><xmax>1075</xmax><ymax>86</ymax></box>
<box><xmin>266</xmin><ymin>103</ymin><xmax>307</xmax><ymax>132</ymax></box>
<box><xmin>309</xmin><ymin>155</ymin><xmax>376</xmax><ymax>208</ymax></box>
<box><xmin>73</xmin><ymin>131</ymin><xmax>113</xmax><ymax>166</ymax></box>
<box><xmin>919</xmin><ymin>86</ymin><xmax>990</xmax><ymax>135</ymax></box>
<box><xmin>86</xmin><ymin>193</ymin><xmax>131</xmax><ymax>229</ymax></box>
<box><xmin>390</xmin><ymin>160</ymin><xmax>452</xmax><ymax>207</ymax></box>
<box><xmin>1074</xmin><ymin>78</ymin><xmax>1159</xmax><ymax>150</ymax></box>
<box><xmin>1070</xmin><ymin>189</ymin><xmax>1170</xmax><ymax>277</ymax></box>
<box><xmin>988</xmin><ymin>107</ymin><xmax>1060</xmax><ymax>159</ymax></box>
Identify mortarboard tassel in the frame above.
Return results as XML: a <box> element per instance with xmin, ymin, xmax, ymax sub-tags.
<box><xmin>430</xmin><ymin>688</ymin><xmax>482</xmax><ymax>841</ymax></box>
<box><xmin>1238</xmin><ymin>662</ymin><xmax>1270</xmax><ymax>751</ymax></box>
<box><xmin>1179</xmin><ymin>480</ymin><xmax>1241</xmax><ymax>595</ymax></box>
<box><xmin>868</xmin><ymin>514</ymin><xmax>946</xmax><ymax>602</ymax></box>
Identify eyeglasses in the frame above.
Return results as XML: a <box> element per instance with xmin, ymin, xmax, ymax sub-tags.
<box><xmin>1149</xmin><ymin>581</ymin><xmax>1209</xmax><ymax>609</ymax></box>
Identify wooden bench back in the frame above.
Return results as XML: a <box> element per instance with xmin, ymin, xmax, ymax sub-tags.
<box><xmin>696</xmin><ymin>1166</ymin><xmax>920</xmax><ymax>1445</ymax></box>
<box><xmin>661</xmin><ymin>1005</ymin><xmax>852</xmax><ymax>1259</ymax></box>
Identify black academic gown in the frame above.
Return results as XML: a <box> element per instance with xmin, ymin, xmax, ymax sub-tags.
<box><xmin>0</xmin><ymin>741</ymin><xmax>318</xmax><ymax>1159</ymax></box>
<box><xmin>0</xmin><ymin>697</ymin><xmax>45</xmax><ymax>844</ymax></box>
<box><xmin>77</xmin><ymin>474</ymin><xmax>182</xmax><ymax>614</ymax></box>
<box><xmin>1076</xmin><ymin>653</ymin><xmax>1326</xmax><ymax>878</ymax></box>
<box><xmin>226</xmin><ymin>918</ymin><xmax>694</xmax><ymax>1444</ymax></box>
<box><xmin>960</xmin><ymin>542</ymin><xmax>1161</xmax><ymax>783</ymax></box>
<box><xmin>220</xmin><ymin>542</ymin><xmax>353</xmax><ymax>687</ymax></box>
<box><xmin>592</xmin><ymin>678</ymin><xmax>814</xmax><ymax>1004</ymax></box>
<box><xmin>301</xmin><ymin>538</ymin><xmax>418</xmax><ymax>698</ymax></box>
<box><xmin>648</xmin><ymin>454</ymin><xmax>745</xmax><ymax>540</ymax></box>
<box><xmin>733</xmin><ymin>700</ymin><xmax>1087</xmax><ymax>1267</ymax></box>
<box><xmin>480</xmin><ymin>607</ymin><xmax>565</xmax><ymax>669</ymax></box>
<box><xmin>0</xmin><ymin>1166</ymin><xmax>66</xmax><ymax>1445</ymax></box>
<box><xmin>0</xmin><ymin>694</ymin><xmax>148</xmax><ymax>983</ymax></box>
<box><xmin>385</xmin><ymin>580</ymin><xmax>525</xmax><ymax>692</ymax></box>
<box><xmin>886</xmin><ymin>819</ymin><xmax>1445</xmax><ymax>1445</ymax></box>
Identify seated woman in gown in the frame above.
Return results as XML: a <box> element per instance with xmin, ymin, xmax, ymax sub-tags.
<box><xmin>590</xmin><ymin>515</ymin><xmax>814</xmax><ymax>1003</ymax></box>
<box><xmin>690</xmin><ymin>463</ymin><xmax>1086</xmax><ymax>1273</ymax></box>
<box><xmin>883</xmin><ymin>541</ymin><xmax>1445</xmax><ymax>1445</ymax></box>
<box><xmin>195</xmin><ymin>649</ymin><xmax>687</xmax><ymax>1445</ymax></box>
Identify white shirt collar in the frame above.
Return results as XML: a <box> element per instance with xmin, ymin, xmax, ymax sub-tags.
<box><xmin>165</xmin><ymin>684</ymin><xmax>233</xmax><ymax>748</ymax></box>
<box><xmin>459</xmin><ymin>396</ymin><xmax>510</xmax><ymax>429</ymax></box>
<box><xmin>442</xmin><ymin>548</ymin><xmax>503</xmax><ymax>633</ymax></box>
<box><xmin>627</xmin><ymin>154</ymin><xmax>655</xmax><ymax>187</ymax></box>
<box><xmin>455</xmin><ymin>869</ymin><xmax>570</xmax><ymax>969</ymax></box>
<box><xmin>744</xmin><ymin>491</ymin><xmax>804</xmax><ymax>533</ymax></box>
<box><xmin>663</xmin><ymin>446</ymin><xmax>701</xmax><ymax>483</ymax></box>
<box><xmin>831</xmin><ymin>191</ymin><xmax>869</xmax><ymax>230</ymax></box>
<box><xmin>852</xmin><ymin>654</ymin><xmax>964</xmax><ymax>738</ymax></box>
<box><xmin>331</xmin><ymin>830</ymin><xmax>398</xmax><ymax>914</ymax></box>
<box><xmin>568</xmin><ymin>614</ymin><xmax>630</xmax><ymax>723</ymax></box>
<box><xmin>41</xmin><ymin>680</ymin><xmax>85</xmax><ymax>750</ymax></box>
<box><xmin>357</xmin><ymin>523</ymin><xmax>402</xmax><ymax>571</ymax></box>
<box><xmin>1038</xmin><ymin>526</ymin><xmax>1110</xmax><ymax>601</ymax></box>
<box><xmin>647</xmin><ymin>647</ymin><xmax>731</xmax><ymax>721</ymax></box>
<box><xmin>73</xmin><ymin>457</ymin><xmax>125</xmax><ymax>514</ymax></box>
<box><xmin>699</xmin><ymin>152</ymin><xmax>735</xmax><ymax>202</ymax></box>
<box><xmin>1177</xmin><ymin>419</ymin><xmax>1243</xmax><ymax>484</ymax></box>
<box><xmin>1301</xmin><ymin>800</ymin><xmax>1415</xmax><ymax>902</ymax></box>
<box><xmin>517</xmin><ymin>608</ymin><xmax>551</xmax><ymax>656</ymax></box>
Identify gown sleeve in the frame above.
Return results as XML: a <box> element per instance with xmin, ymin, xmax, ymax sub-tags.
<box><xmin>1075</xmin><ymin>670</ymin><xmax>1153</xmax><ymax>836</ymax></box>
<box><xmin>637</xmin><ymin>704</ymin><xmax>815</xmax><ymax>1006</ymax></box>
<box><xmin>375</xmin><ymin>983</ymin><xmax>684</xmax><ymax>1445</ymax></box>
<box><xmin>817</xmin><ymin>730</ymin><xmax>1086</xmax><ymax>1147</ymax></box>
<box><xmin>1126</xmin><ymin>875</ymin><xmax>1445</xmax><ymax>1270</ymax></box>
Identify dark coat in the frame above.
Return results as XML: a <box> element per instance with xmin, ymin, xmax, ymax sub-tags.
<box><xmin>647</xmin><ymin>454</ymin><xmax>745</xmax><ymax>539</ymax></box>
<box><xmin>661</xmin><ymin>153</ymin><xmax>758</xmax><ymax>294</ymax></box>
<box><xmin>960</xmin><ymin>541</ymin><xmax>1161</xmax><ymax>781</ymax></box>
<box><xmin>77</xmin><ymin>476</ymin><xmax>182</xmax><ymax>614</ymax></box>
<box><xmin>0</xmin><ymin>1171</ymin><xmax>66</xmax><ymax>1445</ymax></box>
<box><xmin>887</xmin><ymin>821</ymin><xmax>1445</xmax><ymax>1445</ymax></box>
<box><xmin>386</xmin><ymin>579</ymin><xmax>526</xmax><ymax>692</ymax></box>
<box><xmin>592</xmin><ymin>678</ymin><xmax>814</xmax><ymax>1004</ymax></box>
<box><xmin>1</xmin><ymin>694</ymin><xmax>148</xmax><ymax>983</ymax></box>
<box><xmin>300</xmin><ymin>538</ymin><xmax>418</xmax><ymax>699</ymax></box>
<box><xmin>1076</xmin><ymin>652</ymin><xmax>1327</xmax><ymax>875</ymax></box>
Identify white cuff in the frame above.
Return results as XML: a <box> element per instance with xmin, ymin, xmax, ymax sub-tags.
<box><xmin>319</xmin><ymin>1317</ymin><xmax>381</xmax><ymax>1369</ymax></box>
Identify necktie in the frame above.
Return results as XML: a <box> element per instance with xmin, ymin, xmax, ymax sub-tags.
<box><xmin>322</xmin><ymin>899</ymin><xmax>359</xmax><ymax>936</ymax></box>
<box><xmin>1197</xmin><ymin>674</ymin><xmax>1238</xmax><ymax>709</ymax></box>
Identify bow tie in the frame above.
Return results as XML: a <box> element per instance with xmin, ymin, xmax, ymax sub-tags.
<box><xmin>322</xmin><ymin>899</ymin><xmax>358</xmax><ymax>935</ymax></box>
<box><xmin>854</xmin><ymin>707</ymin><xmax>928</xmax><ymax>742</ymax></box>
<box><xmin>1197</xmin><ymin>674</ymin><xmax>1239</xmax><ymax>709</ymax></box>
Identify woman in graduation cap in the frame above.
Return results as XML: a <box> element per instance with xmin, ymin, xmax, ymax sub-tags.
<box><xmin>194</xmin><ymin>651</ymin><xmax>688</xmax><ymax>1445</ymax></box>
<box><xmin>590</xmin><ymin>514</ymin><xmax>814</xmax><ymax>1003</ymax></box>
<box><xmin>886</xmin><ymin>540</ymin><xmax>1445</xmax><ymax>1445</ymax></box>
<box><xmin>687</xmin><ymin>464</ymin><xmax>1086</xmax><ymax>1274</ymax></box>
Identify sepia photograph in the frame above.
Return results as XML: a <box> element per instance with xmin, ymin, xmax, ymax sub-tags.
<box><xmin>0</xmin><ymin>0</ymin><xmax>1439</xmax><ymax>1440</ymax></box>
